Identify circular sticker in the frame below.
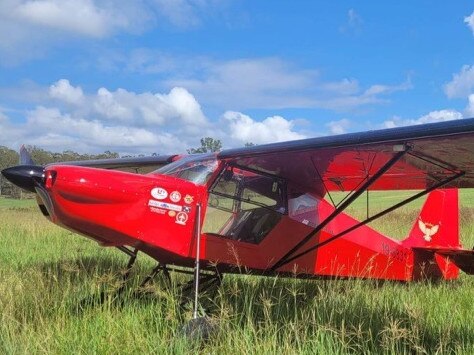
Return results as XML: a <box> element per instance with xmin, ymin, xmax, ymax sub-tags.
<box><xmin>170</xmin><ymin>191</ymin><xmax>182</xmax><ymax>203</ymax></box>
<box><xmin>151</xmin><ymin>187</ymin><xmax>168</xmax><ymax>200</ymax></box>
<box><xmin>168</xmin><ymin>210</ymin><xmax>176</xmax><ymax>217</ymax></box>
<box><xmin>175</xmin><ymin>212</ymin><xmax>188</xmax><ymax>225</ymax></box>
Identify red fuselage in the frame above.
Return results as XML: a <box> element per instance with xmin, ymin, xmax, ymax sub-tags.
<box><xmin>37</xmin><ymin>157</ymin><xmax>460</xmax><ymax>282</ymax></box>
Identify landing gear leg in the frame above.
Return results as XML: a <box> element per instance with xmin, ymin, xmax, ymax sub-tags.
<box><xmin>137</xmin><ymin>262</ymin><xmax>171</xmax><ymax>293</ymax></box>
<box><xmin>115</xmin><ymin>246</ymin><xmax>139</xmax><ymax>296</ymax></box>
<box><xmin>181</xmin><ymin>204</ymin><xmax>219</xmax><ymax>339</ymax></box>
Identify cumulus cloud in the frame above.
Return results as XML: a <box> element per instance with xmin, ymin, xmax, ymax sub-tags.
<box><xmin>383</xmin><ymin>109</ymin><xmax>463</xmax><ymax>128</ymax></box>
<box><xmin>1</xmin><ymin>78</ymin><xmax>310</xmax><ymax>154</ymax></box>
<box><xmin>0</xmin><ymin>102</ymin><xmax>307</xmax><ymax>154</ymax></box>
<box><xmin>41</xmin><ymin>79</ymin><xmax>209</xmax><ymax>128</ymax></box>
<box><xmin>93</xmin><ymin>86</ymin><xmax>207</xmax><ymax>126</ymax></box>
<box><xmin>326</xmin><ymin>118</ymin><xmax>351</xmax><ymax>134</ymax></box>
<box><xmin>0</xmin><ymin>80</ymin><xmax>215</xmax><ymax>154</ymax></box>
<box><xmin>465</xmin><ymin>11</ymin><xmax>474</xmax><ymax>35</ymax></box>
<box><xmin>0</xmin><ymin>106</ymin><xmax>184</xmax><ymax>153</ymax></box>
<box><xmin>26</xmin><ymin>106</ymin><xmax>170</xmax><ymax>147</ymax></box>
<box><xmin>223</xmin><ymin>111</ymin><xmax>306</xmax><ymax>144</ymax></box>
<box><xmin>444</xmin><ymin>65</ymin><xmax>474</xmax><ymax>98</ymax></box>
<box><xmin>49</xmin><ymin>79</ymin><xmax>84</xmax><ymax>105</ymax></box>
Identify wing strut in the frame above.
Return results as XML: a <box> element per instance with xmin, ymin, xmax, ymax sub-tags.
<box><xmin>270</xmin><ymin>148</ymin><xmax>410</xmax><ymax>271</ymax></box>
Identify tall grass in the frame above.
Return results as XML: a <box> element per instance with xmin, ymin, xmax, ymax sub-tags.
<box><xmin>1</xmin><ymin>194</ymin><xmax>473</xmax><ymax>354</ymax></box>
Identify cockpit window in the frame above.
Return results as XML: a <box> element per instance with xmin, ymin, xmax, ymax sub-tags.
<box><xmin>154</xmin><ymin>155</ymin><xmax>218</xmax><ymax>185</ymax></box>
<box><xmin>211</xmin><ymin>166</ymin><xmax>286</xmax><ymax>211</ymax></box>
<box><xmin>203</xmin><ymin>165</ymin><xmax>286</xmax><ymax>244</ymax></box>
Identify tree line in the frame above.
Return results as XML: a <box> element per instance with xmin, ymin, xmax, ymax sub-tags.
<box><xmin>0</xmin><ymin>145</ymin><xmax>121</xmax><ymax>197</ymax></box>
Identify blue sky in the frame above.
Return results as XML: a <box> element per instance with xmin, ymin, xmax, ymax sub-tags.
<box><xmin>1</xmin><ymin>1</ymin><xmax>474</xmax><ymax>154</ymax></box>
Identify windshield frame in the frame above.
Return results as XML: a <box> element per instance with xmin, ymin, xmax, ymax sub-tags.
<box><xmin>153</xmin><ymin>153</ymin><xmax>220</xmax><ymax>186</ymax></box>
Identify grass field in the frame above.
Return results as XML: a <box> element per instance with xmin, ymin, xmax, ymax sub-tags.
<box><xmin>0</xmin><ymin>192</ymin><xmax>474</xmax><ymax>354</ymax></box>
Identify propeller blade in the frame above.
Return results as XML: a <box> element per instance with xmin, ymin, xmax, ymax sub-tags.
<box><xmin>19</xmin><ymin>145</ymin><xmax>35</xmax><ymax>165</ymax></box>
<box><xmin>1</xmin><ymin>165</ymin><xmax>45</xmax><ymax>192</ymax></box>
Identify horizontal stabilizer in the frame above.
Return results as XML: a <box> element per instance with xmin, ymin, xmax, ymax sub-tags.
<box><xmin>413</xmin><ymin>247</ymin><xmax>474</xmax><ymax>274</ymax></box>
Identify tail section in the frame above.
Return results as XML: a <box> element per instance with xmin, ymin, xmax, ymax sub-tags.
<box><xmin>402</xmin><ymin>188</ymin><xmax>460</xmax><ymax>249</ymax></box>
<box><xmin>401</xmin><ymin>188</ymin><xmax>474</xmax><ymax>279</ymax></box>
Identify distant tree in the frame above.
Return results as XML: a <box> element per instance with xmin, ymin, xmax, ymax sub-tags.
<box><xmin>28</xmin><ymin>146</ymin><xmax>55</xmax><ymax>165</ymax></box>
<box><xmin>244</xmin><ymin>142</ymin><xmax>256</xmax><ymax>147</ymax></box>
<box><xmin>0</xmin><ymin>146</ymin><xmax>20</xmax><ymax>196</ymax></box>
<box><xmin>92</xmin><ymin>150</ymin><xmax>119</xmax><ymax>160</ymax></box>
<box><xmin>187</xmin><ymin>137</ymin><xmax>223</xmax><ymax>154</ymax></box>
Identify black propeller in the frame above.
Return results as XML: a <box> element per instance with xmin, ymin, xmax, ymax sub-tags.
<box><xmin>1</xmin><ymin>146</ymin><xmax>44</xmax><ymax>193</ymax></box>
<box><xmin>1</xmin><ymin>165</ymin><xmax>45</xmax><ymax>193</ymax></box>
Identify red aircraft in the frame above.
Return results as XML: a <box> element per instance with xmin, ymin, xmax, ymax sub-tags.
<box><xmin>3</xmin><ymin>119</ymin><xmax>474</xmax><ymax>320</ymax></box>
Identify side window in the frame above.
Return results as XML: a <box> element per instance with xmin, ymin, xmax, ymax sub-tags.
<box><xmin>288</xmin><ymin>192</ymin><xmax>319</xmax><ymax>227</ymax></box>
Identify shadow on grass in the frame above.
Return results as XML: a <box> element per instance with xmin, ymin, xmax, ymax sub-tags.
<box><xmin>35</xmin><ymin>255</ymin><xmax>172</xmax><ymax>310</ymax></box>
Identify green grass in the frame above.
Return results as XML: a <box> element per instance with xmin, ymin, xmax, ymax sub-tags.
<box><xmin>0</xmin><ymin>192</ymin><xmax>473</xmax><ymax>354</ymax></box>
<box><xmin>0</xmin><ymin>196</ymin><xmax>36</xmax><ymax>209</ymax></box>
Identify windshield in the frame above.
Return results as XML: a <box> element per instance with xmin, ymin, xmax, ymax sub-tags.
<box><xmin>154</xmin><ymin>154</ymin><xmax>219</xmax><ymax>185</ymax></box>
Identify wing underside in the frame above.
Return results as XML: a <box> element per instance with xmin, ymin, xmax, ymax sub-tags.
<box><xmin>218</xmin><ymin>119</ymin><xmax>474</xmax><ymax>195</ymax></box>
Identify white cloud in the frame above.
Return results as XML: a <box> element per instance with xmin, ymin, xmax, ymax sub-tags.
<box><xmin>465</xmin><ymin>11</ymin><xmax>474</xmax><ymax>35</ymax></box>
<box><xmin>94</xmin><ymin>88</ymin><xmax>136</xmax><ymax>121</ymax></box>
<box><xmin>25</xmin><ymin>106</ymin><xmax>164</xmax><ymax>147</ymax></box>
<box><xmin>0</xmin><ymin>80</ymin><xmax>215</xmax><ymax>154</ymax></box>
<box><xmin>12</xmin><ymin>0</ymin><xmax>124</xmax><ymax>38</ymax></box>
<box><xmin>49</xmin><ymin>79</ymin><xmax>84</xmax><ymax>105</ymax></box>
<box><xmin>169</xmin><ymin>58</ymin><xmax>318</xmax><ymax>109</ymax></box>
<box><xmin>223</xmin><ymin>111</ymin><xmax>306</xmax><ymax>144</ymax></box>
<box><xmin>1</xmin><ymin>0</ymin><xmax>213</xmax><ymax>38</ymax></box>
<box><xmin>444</xmin><ymin>65</ymin><xmax>474</xmax><ymax>98</ymax></box>
<box><xmin>0</xmin><ymin>106</ymin><xmax>185</xmax><ymax>153</ymax></box>
<box><xmin>0</xmin><ymin>0</ymin><xmax>227</xmax><ymax>64</ymax></box>
<box><xmin>326</xmin><ymin>118</ymin><xmax>351</xmax><ymax>135</ymax></box>
<box><xmin>340</xmin><ymin>8</ymin><xmax>363</xmax><ymax>34</ymax></box>
<box><xmin>93</xmin><ymin>86</ymin><xmax>207</xmax><ymax>125</ymax></box>
<box><xmin>0</xmin><ymin>104</ymin><xmax>307</xmax><ymax>154</ymax></box>
<box><xmin>383</xmin><ymin>109</ymin><xmax>463</xmax><ymax>128</ymax></box>
<box><xmin>156</xmin><ymin>87</ymin><xmax>207</xmax><ymax>125</ymax></box>
<box><xmin>316</xmin><ymin>80</ymin><xmax>412</xmax><ymax>111</ymax></box>
<box><xmin>465</xmin><ymin>94</ymin><xmax>474</xmax><ymax>117</ymax></box>
<box><xmin>167</xmin><ymin>57</ymin><xmax>411</xmax><ymax>111</ymax></box>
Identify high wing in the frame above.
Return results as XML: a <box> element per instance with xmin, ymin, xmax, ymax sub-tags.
<box><xmin>218</xmin><ymin>118</ymin><xmax>474</xmax><ymax>195</ymax></box>
<box><xmin>47</xmin><ymin>154</ymin><xmax>179</xmax><ymax>174</ymax></box>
